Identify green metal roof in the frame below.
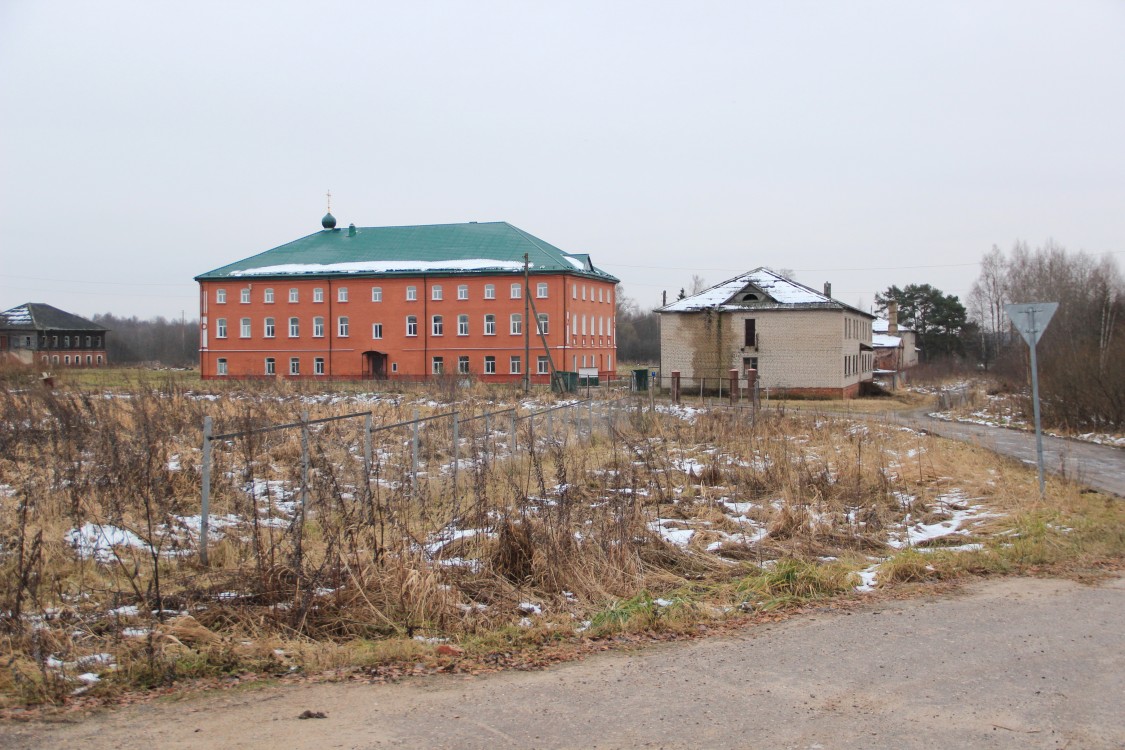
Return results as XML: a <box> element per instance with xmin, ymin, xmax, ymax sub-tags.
<box><xmin>196</xmin><ymin>221</ymin><xmax>619</xmax><ymax>282</ymax></box>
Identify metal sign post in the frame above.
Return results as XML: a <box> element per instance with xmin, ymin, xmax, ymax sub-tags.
<box><xmin>1005</xmin><ymin>302</ymin><xmax>1058</xmax><ymax>498</ymax></box>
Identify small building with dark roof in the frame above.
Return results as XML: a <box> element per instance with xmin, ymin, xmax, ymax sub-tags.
<box><xmin>0</xmin><ymin>303</ymin><xmax>109</xmax><ymax>368</ymax></box>
<box><xmin>194</xmin><ymin>217</ymin><xmax>619</xmax><ymax>382</ymax></box>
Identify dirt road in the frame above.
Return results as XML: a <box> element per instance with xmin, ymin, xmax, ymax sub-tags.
<box><xmin>6</xmin><ymin>575</ymin><xmax>1122</xmax><ymax>749</ymax></box>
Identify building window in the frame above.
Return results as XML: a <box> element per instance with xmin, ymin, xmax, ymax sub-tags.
<box><xmin>289</xmin><ymin>317</ymin><xmax>299</xmax><ymax>337</ymax></box>
<box><xmin>572</xmin><ymin>284</ymin><xmax>577</xmax><ymax>299</ymax></box>
<box><xmin>537</xmin><ymin>313</ymin><xmax>548</xmax><ymax>334</ymax></box>
<box><xmin>744</xmin><ymin>319</ymin><xmax>756</xmax><ymax>348</ymax></box>
<box><xmin>372</xmin><ymin>323</ymin><xmax>383</xmax><ymax>339</ymax></box>
<box><xmin>216</xmin><ymin>318</ymin><xmax>228</xmax><ymax>338</ymax></box>
<box><xmin>537</xmin><ymin>282</ymin><xmax>548</xmax><ymax>298</ymax></box>
<box><xmin>313</xmin><ymin>317</ymin><xmax>324</xmax><ymax>337</ymax></box>
<box><xmin>406</xmin><ymin>315</ymin><xmax>417</xmax><ymax>336</ymax></box>
<box><xmin>484</xmin><ymin>356</ymin><xmax>496</xmax><ymax>374</ymax></box>
<box><xmin>216</xmin><ymin>288</ymin><xmax>227</xmax><ymax>304</ymax></box>
<box><xmin>458</xmin><ymin>355</ymin><xmax>470</xmax><ymax>374</ymax></box>
<box><xmin>510</xmin><ymin>283</ymin><xmax>522</xmax><ymax>299</ymax></box>
<box><xmin>289</xmin><ymin>357</ymin><xmax>300</xmax><ymax>375</ymax></box>
<box><xmin>432</xmin><ymin>356</ymin><xmax>444</xmax><ymax>374</ymax></box>
<box><xmin>64</xmin><ymin>336</ymin><xmax>70</xmax><ymax>348</ymax></box>
<box><xmin>216</xmin><ymin>358</ymin><xmax>227</xmax><ymax>375</ymax></box>
<box><xmin>264</xmin><ymin>288</ymin><xmax>274</xmax><ymax>303</ymax></box>
<box><xmin>314</xmin><ymin>357</ymin><xmax>325</xmax><ymax>375</ymax></box>
<box><xmin>457</xmin><ymin>314</ymin><xmax>469</xmax><ymax>335</ymax></box>
<box><xmin>240</xmin><ymin>318</ymin><xmax>251</xmax><ymax>338</ymax></box>
<box><xmin>241</xmin><ymin>288</ymin><xmax>251</xmax><ymax>304</ymax></box>
<box><xmin>338</xmin><ymin>316</ymin><xmax>349</xmax><ymax>337</ymax></box>
<box><xmin>457</xmin><ymin>284</ymin><xmax>468</xmax><ymax>300</ymax></box>
<box><xmin>264</xmin><ymin>317</ymin><xmax>275</xmax><ymax>338</ymax></box>
<box><xmin>371</xmin><ymin>286</ymin><xmax>382</xmax><ymax>302</ymax></box>
<box><xmin>313</xmin><ymin>287</ymin><xmax>324</xmax><ymax>303</ymax></box>
<box><xmin>265</xmin><ymin>357</ymin><xmax>275</xmax><ymax>375</ymax></box>
<box><xmin>289</xmin><ymin>288</ymin><xmax>299</xmax><ymax>303</ymax></box>
<box><xmin>406</xmin><ymin>285</ymin><xmax>417</xmax><ymax>301</ymax></box>
<box><xmin>64</xmin><ymin>355</ymin><xmax>71</xmax><ymax>365</ymax></box>
<box><xmin>537</xmin><ymin>356</ymin><xmax>549</xmax><ymax>374</ymax></box>
<box><xmin>432</xmin><ymin>315</ymin><xmax>443</xmax><ymax>336</ymax></box>
<box><xmin>391</xmin><ymin>362</ymin><xmax>398</xmax><ymax>373</ymax></box>
<box><xmin>484</xmin><ymin>314</ymin><xmax>496</xmax><ymax>335</ymax></box>
<box><xmin>510</xmin><ymin>313</ymin><xmax>522</xmax><ymax>335</ymax></box>
<box><xmin>338</xmin><ymin>287</ymin><xmax>348</xmax><ymax>302</ymax></box>
<box><xmin>484</xmin><ymin>284</ymin><xmax>495</xmax><ymax>299</ymax></box>
<box><xmin>86</xmin><ymin>355</ymin><xmax>92</xmax><ymax>365</ymax></box>
<box><xmin>510</xmin><ymin>355</ymin><xmax>521</xmax><ymax>374</ymax></box>
<box><xmin>432</xmin><ymin>285</ymin><xmax>443</xmax><ymax>301</ymax></box>
<box><xmin>97</xmin><ymin>355</ymin><xmax>103</xmax><ymax>364</ymax></box>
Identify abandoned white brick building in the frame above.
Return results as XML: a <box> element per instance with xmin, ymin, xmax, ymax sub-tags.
<box><xmin>657</xmin><ymin>268</ymin><xmax>875</xmax><ymax>398</ymax></box>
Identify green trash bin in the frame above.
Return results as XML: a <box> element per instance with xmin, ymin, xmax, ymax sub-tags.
<box><xmin>632</xmin><ymin>368</ymin><xmax>649</xmax><ymax>391</ymax></box>
<box><xmin>552</xmin><ymin>371</ymin><xmax>579</xmax><ymax>393</ymax></box>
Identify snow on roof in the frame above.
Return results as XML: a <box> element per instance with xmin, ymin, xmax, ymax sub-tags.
<box><xmin>229</xmin><ymin>258</ymin><xmax>526</xmax><ymax>277</ymax></box>
<box><xmin>873</xmin><ymin>317</ymin><xmax>914</xmax><ymax>333</ymax></box>
<box><xmin>658</xmin><ymin>268</ymin><xmax>868</xmax><ymax>314</ymax></box>
<box><xmin>2</xmin><ymin>304</ymin><xmax>32</xmax><ymax>325</ymax></box>
<box><xmin>872</xmin><ymin>333</ymin><xmax>902</xmax><ymax>348</ymax></box>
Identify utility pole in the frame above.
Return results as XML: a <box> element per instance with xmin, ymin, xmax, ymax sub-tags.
<box><xmin>523</xmin><ymin>253</ymin><xmax>530</xmax><ymax>393</ymax></box>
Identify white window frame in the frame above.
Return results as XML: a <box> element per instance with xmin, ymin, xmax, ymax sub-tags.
<box><xmin>432</xmin><ymin>285</ymin><xmax>443</xmax><ymax>301</ymax></box>
<box><xmin>338</xmin><ymin>287</ymin><xmax>348</xmax><ymax>302</ymax></box>
<box><xmin>457</xmin><ymin>284</ymin><xmax>468</xmax><ymax>300</ymax></box>
<box><xmin>458</xmin><ymin>355</ymin><xmax>470</xmax><ymax>374</ymax></box>
<box><xmin>313</xmin><ymin>287</ymin><xmax>324</xmax><ymax>303</ymax></box>
<box><xmin>537</xmin><ymin>313</ymin><xmax>548</xmax><ymax>334</ymax></box>
<box><xmin>215</xmin><ymin>318</ymin><xmax>228</xmax><ymax>338</ymax></box>
<box><xmin>338</xmin><ymin>316</ymin><xmax>349</xmax><ymax>337</ymax></box>
<box><xmin>432</xmin><ymin>315</ymin><xmax>444</xmax><ymax>336</ymax></box>
<box><xmin>264</xmin><ymin>288</ymin><xmax>275</xmax><ymax>303</ymax></box>
<box><xmin>372</xmin><ymin>323</ymin><xmax>383</xmax><ymax>339</ymax></box>
<box><xmin>264</xmin><ymin>317</ymin><xmax>275</xmax><ymax>338</ymax></box>
<box><xmin>510</xmin><ymin>313</ymin><xmax>522</xmax><ymax>335</ymax></box>
<box><xmin>289</xmin><ymin>317</ymin><xmax>300</xmax><ymax>338</ymax></box>
<box><xmin>241</xmin><ymin>288</ymin><xmax>251</xmax><ymax>304</ymax></box>
<box><xmin>289</xmin><ymin>288</ymin><xmax>299</xmax><ymax>303</ymax></box>
<box><xmin>216</xmin><ymin>288</ymin><xmax>227</xmax><ymax>304</ymax></box>
<box><xmin>484</xmin><ymin>284</ymin><xmax>495</xmax><ymax>299</ymax></box>
<box><xmin>484</xmin><ymin>314</ymin><xmax>496</xmax><ymax>335</ymax></box>
<box><xmin>458</xmin><ymin>314</ymin><xmax>469</xmax><ymax>336</ymax></box>
<box><xmin>265</xmin><ymin>357</ymin><xmax>275</xmax><ymax>375</ymax></box>
<box><xmin>509</xmin><ymin>355</ymin><xmax>521</xmax><ymax>374</ymax></box>
<box><xmin>289</xmin><ymin>357</ymin><xmax>300</xmax><ymax>375</ymax></box>
<box><xmin>216</xmin><ymin>358</ymin><xmax>228</xmax><ymax>376</ymax></box>
<box><xmin>406</xmin><ymin>315</ymin><xmax>417</xmax><ymax>336</ymax></box>
<box><xmin>314</xmin><ymin>357</ymin><xmax>325</xmax><ymax>376</ymax></box>
<box><xmin>313</xmin><ymin>316</ymin><xmax>325</xmax><ymax>338</ymax></box>
<box><xmin>510</xmin><ymin>282</ymin><xmax>522</xmax><ymax>299</ymax></box>
<box><xmin>240</xmin><ymin>318</ymin><xmax>251</xmax><ymax>338</ymax></box>
<box><xmin>537</xmin><ymin>282</ymin><xmax>548</xmax><ymax>298</ymax></box>
<box><xmin>537</xmin><ymin>356</ymin><xmax>549</xmax><ymax>374</ymax></box>
<box><xmin>432</xmin><ymin>357</ymin><xmax>444</xmax><ymax>375</ymax></box>
<box><xmin>406</xmin><ymin>285</ymin><xmax>417</xmax><ymax>301</ymax></box>
<box><xmin>371</xmin><ymin>286</ymin><xmax>382</xmax><ymax>302</ymax></box>
<box><xmin>484</xmin><ymin>356</ymin><xmax>496</xmax><ymax>374</ymax></box>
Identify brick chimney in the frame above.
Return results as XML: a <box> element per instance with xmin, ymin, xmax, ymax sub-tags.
<box><xmin>888</xmin><ymin>301</ymin><xmax>899</xmax><ymax>334</ymax></box>
<box><xmin>823</xmin><ymin>282</ymin><xmax>832</xmax><ymax>298</ymax></box>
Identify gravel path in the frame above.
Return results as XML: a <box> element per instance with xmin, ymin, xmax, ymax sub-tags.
<box><xmin>5</xmin><ymin>575</ymin><xmax>1123</xmax><ymax>749</ymax></box>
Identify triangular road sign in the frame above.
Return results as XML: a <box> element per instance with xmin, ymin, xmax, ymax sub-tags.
<box><xmin>1005</xmin><ymin>302</ymin><xmax>1058</xmax><ymax>348</ymax></box>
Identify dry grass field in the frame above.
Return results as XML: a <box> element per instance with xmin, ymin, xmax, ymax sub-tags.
<box><xmin>1</xmin><ymin>373</ymin><xmax>1121</xmax><ymax>708</ymax></box>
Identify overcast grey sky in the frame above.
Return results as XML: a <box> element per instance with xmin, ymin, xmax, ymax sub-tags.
<box><xmin>2</xmin><ymin>1</ymin><xmax>1123</xmax><ymax>320</ymax></box>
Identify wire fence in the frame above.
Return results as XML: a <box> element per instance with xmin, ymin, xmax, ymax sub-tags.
<box><xmin>197</xmin><ymin>395</ymin><xmax>639</xmax><ymax>565</ymax></box>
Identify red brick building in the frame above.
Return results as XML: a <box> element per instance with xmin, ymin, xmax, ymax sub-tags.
<box><xmin>195</xmin><ymin>218</ymin><xmax>619</xmax><ymax>382</ymax></box>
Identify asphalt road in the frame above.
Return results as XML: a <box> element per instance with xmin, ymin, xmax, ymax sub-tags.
<box><xmin>5</xmin><ymin>576</ymin><xmax>1123</xmax><ymax>749</ymax></box>
<box><xmin>885</xmin><ymin>412</ymin><xmax>1125</xmax><ymax>498</ymax></box>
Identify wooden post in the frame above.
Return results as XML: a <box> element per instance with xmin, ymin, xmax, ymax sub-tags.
<box><xmin>671</xmin><ymin>370</ymin><xmax>681</xmax><ymax>404</ymax></box>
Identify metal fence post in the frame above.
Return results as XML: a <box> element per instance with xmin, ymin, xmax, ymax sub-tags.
<box><xmin>200</xmin><ymin>415</ymin><xmax>212</xmax><ymax>566</ymax></box>
<box><xmin>451</xmin><ymin>411</ymin><xmax>459</xmax><ymax>504</ymax></box>
<box><xmin>300</xmin><ymin>410</ymin><xmax>310</xmax><ymax>514</ymax></box>
<box><xmin>412</xmin><ymin>407</ymin><xmax>420</xmax><ymax>491</ymax></box>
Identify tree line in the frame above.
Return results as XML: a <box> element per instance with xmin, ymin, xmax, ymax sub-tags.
<box><xmin>92</xmin><ymin>313</ymin><xmax>198</xmax><ymax>367</ymax></box>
